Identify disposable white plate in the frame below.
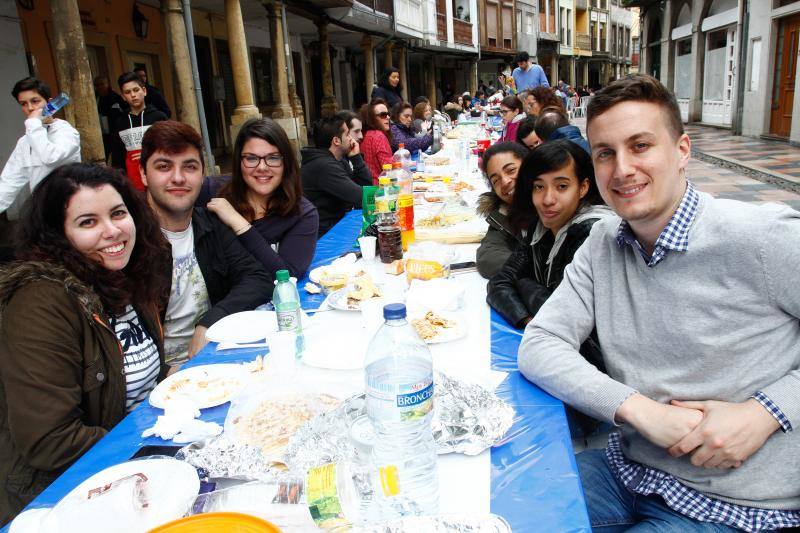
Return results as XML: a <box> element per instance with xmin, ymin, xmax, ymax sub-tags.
<box><xmin>326</xmin><ymin>287</ymin><xmax>364</xmax><ymax>311</ymax></box>
<box><xmin>410</xmin><ymin>312</ymin><xmax>467</xmax><ymax>344</ymax></box>
<box><xmin>149</xmin><ymin>364</ymin><xmax>248</xmax><ymax>409</ymax></box>
<box><xmin>205</xmin><ymin>310</ymin><xmax>277</xmax><ymax>344</ymax></box>
<box><xmin>12</xmin><ymin>459</ymin><xmax>199</xmax><ymax>533</ymax></box>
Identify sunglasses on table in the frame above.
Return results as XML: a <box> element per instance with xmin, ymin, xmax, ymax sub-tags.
<box><xmin>376</xmin><ymin>111</ymin><xmax>391</xmax><ymax>118</ymax></box>
<box><xmin>241</xmin><ymin>154</ymin><xmax>284</xmax><ymax>168</ymax></box>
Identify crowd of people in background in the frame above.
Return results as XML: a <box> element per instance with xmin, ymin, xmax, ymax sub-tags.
<box><xmin>0</xmin><ymin>53</ymin><xmax>798</xmax><ymax>533</ymax></box>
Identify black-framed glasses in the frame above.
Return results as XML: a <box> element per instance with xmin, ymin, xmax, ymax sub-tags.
<box><xmin>500</xmin><ymin>108</ymin><xmax>514</xmax><ymax>115</ymax></box>
<box><xmin>241</xmin><ymin>154</ymin><xmax>283</xmax><ymax>168</ymax></box>
<box><xmin>376</xmin><ymin>111</ymin><xmax>390</xmax><ymax>118</ymax></box>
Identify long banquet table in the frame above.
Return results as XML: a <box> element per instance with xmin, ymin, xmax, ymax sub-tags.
<box><xmin>5</xmin><ymin>210</ymin><xmax>590</xmax><ymax>532</ymax></box>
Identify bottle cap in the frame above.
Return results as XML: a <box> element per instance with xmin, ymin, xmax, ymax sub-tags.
<box><xmin>398</xmin><ymin>143</ymin><xmax>405</xmax><ymax>149</ymax></box>
<box><xmin>382</xmin><ymin>164</ymin><xmax>392</xmax><ymax>170</ymax></box>
<box><xmin>378</xmin><ymin>177</ymin><xmax>390</xmax><ymax>185</ymax></box>
<box><xmin>276</xmin><ymin>269</ymin><xmax>290</xmax><ymax>282</ymax></box>
<box><xmin>383</xmin><ymin>303</ymin><xmax>406</xmax><ymax>320</ymax></box>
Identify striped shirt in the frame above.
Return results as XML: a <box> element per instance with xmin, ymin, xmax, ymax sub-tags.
<box><xmin>109</xmin><ymin>305</ymin><xmax>160</xmax><ymax>411</ymax></box>
<box><xmin>610</xmin><ymin>180</ymin><xmax>799</xmax><ymax>531</ymax></box>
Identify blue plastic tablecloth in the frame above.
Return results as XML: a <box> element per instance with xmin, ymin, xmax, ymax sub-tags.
<box><xmin>5</xmin><ymin>210</ymin><xmax>589</xmax><ymax>532</ymax></box>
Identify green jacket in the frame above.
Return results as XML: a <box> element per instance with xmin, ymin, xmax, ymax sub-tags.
<box><xmin>476</xmin><ymin>191</ymin><xmax>524</xmax><ymax>279</ymax></box>
<box><xmin>0</xmin><ymin>261</ymin><xmax>167</xmax><ymax>525</ymax></box>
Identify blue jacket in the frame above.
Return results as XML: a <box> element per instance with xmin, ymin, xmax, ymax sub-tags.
<box><xmin>389</xmin><ymin>122</ymin><xmax>432</xmax><ymax>153</ymax></box>
<box><xmin>549</xmin><ymin>125</ymin><xmax>590</xmax><ymax>155</ymax></box>
<box><xmin>370</xmin><ymin>85</ymin><xmax>402</xmax><ymax>109</ymax></box>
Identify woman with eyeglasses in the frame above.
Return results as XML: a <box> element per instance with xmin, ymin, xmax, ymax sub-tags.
<box><xmin>498</xmin><ymin>95</ymin><xmax>526</xmax><ymax>143</ymax></box>
<box><xmin>389</xmin><ymin>102</ymin><xmax>432</xmax><ymax>153</ymax></box>
<box><xmin>359</xmin><ymin>98</ymin><xmax>394</xmax><ymax>183</ymax></box>
<box><xmin>206</xmin><ymin>118</ymin><xmax>318</xmax><ymax>279</ymax></box>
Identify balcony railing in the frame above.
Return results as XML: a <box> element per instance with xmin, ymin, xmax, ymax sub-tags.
<box><xmin>357</xmin><ymin>0</ymin><xmax>393</xmax><ymax>15</ymax></box>
<box><xmin>576</xmin><ymin>32</ymin><xmax>591</xmax><ymax>49</ymax></box>
<box><xmin>437</xmin><ymin>12</ymin><xmax>447</xmax><ymax>40</ymax></box>
<box><xmin>453</xmin><ymin>19</ymin><xmax>472</xmax><ymax>45</ymax></box>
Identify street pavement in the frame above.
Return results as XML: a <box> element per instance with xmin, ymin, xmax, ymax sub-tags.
<box><xmin>572</xmin><ymin>117</ymin><xmax>800</xmax><ymax>212</ymax></box>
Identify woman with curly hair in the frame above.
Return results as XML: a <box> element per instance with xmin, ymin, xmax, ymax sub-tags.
<box><xmin>359</xmin><ymin>98</ymin><xmax>394</xmax><ymax>183</ymax></box>
<box><xmin>0</xmin><ymin>163</ymin><xmax>172</xmax><ymax>523</ymax></box>
<box><xmin>206</xmin><ymin>118</ymin><xmax>319</xmax><ymax>278</ymax></box>
<box><xmin>522</xmin><ymin>86</ymin><xmax>565</xmax><ymax>117</ymax></box>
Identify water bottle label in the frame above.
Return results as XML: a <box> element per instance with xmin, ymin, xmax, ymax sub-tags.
<box><xmin>367</xmin><ymin>374</ymin><xmax>434</xmax><ymax>422</ymax></box>
<box><xmin>276</xmin><ymin>309</ymin><xmax>300</xmax><ymax>331</ymax></box>
<box><xmin>306</xmin><ymin>463</ymin><xmax>349</xmax><ymax>529</ymax></box>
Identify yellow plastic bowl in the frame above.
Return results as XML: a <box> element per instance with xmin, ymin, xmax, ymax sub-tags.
<box><xmin>148</xmin><ymin>512</ymin><xmax>282</xmax><ymax>532</ymax></box>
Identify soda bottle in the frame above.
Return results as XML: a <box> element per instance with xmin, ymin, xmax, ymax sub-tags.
<box><xmin>375</xmin><ymin>177</ymin><xmax>402</xmax><ymax>263</ymax></box>
<box><xmin>272</xmin><ymin>269</ymin><xmax>304</xmax><ymax>358</ymax></box>
<box><xmin>392</xmin><ymin>163</ymin><xmax>415</xmax><ymax>250</ymax></box>
<box><xmin>392</xmin><ymin>143</ymin><xmax>412</xmax><ymax>172</ymax></box>
<box><xmin>42</xmin><ymin>92</ymin><xmax>70</xmax><ymax>117</ymax></box>
<box><xmin>364</xmin><ymin>303</ymin><xmax>438</xmax><ymax>518</ymax></box>
<box><xmin>375</xmin><ymin>163</ymin><xmax>392</xmax><ymax>186</ymax></box>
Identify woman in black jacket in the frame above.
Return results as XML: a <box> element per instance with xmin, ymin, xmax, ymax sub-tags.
<box><xmin>370</xmin><ymin>67</ymin><xmax>403</xmax><ymax>109</ymax></box>
<box><xmin>487</xmin><ymin>140</ymin><xmax>611</xmax><ymax>438</ymax></box>
<box><xmin>487</xmin><ymin>140</ymin><xmax>610</xmax><ymax>330</ymax></box>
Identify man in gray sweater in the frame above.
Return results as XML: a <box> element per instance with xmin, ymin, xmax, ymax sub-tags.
<box><xmin>519</xmin><ymin>75</ymin><xmax>799</xmax><ymax>531</ymax></box>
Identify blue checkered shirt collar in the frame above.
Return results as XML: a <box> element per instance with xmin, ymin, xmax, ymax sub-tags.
<box><xmin>616</xmin><ymin>181</ymin><xmax>700</xmax><ymax>268</ymax></box>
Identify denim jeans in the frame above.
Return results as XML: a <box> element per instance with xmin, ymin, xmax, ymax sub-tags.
<box><xmin>576</xmin><ymin>449</ymin><xmax>741</xmax><ymax>532</ymax></box>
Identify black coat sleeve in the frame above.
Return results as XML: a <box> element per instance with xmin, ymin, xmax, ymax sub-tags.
<box><xmin>486</xmin><ymin>243</ymin><xmax>538</xmax><ymax>329</ymax></box>
<box><xmin>146</xmin><ymin>86</ymin><xmax>172</xmax><ymax>119</ymax></box>
<box><xmin>198</xmin><ymin>217</ymin><xmax>274</xmax><ymax>328</ymax></box>
<box><xmin>350</xmin><ymin>154</ymin><xmax>374</xmax><ymax>187</ymax></box>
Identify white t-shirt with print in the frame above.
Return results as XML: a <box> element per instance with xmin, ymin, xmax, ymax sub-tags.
<box><xmin>110</xmin><ymin>305</ymin><xmax>160</xmax><ymax>412</ymax></box>
<box><xmin>162</xmin><ymin>224</ymin><xmax>211</xmax><ymax>365</ymax></box>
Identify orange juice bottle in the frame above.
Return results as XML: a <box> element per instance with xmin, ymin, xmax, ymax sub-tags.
<box><xmin>393</xmin><ymin>162</ymin><xmax>415</xmax><ymax>250</ymax></box>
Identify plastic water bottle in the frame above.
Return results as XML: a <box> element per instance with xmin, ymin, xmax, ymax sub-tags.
<box><xmin>273</xmin><ymin>269</ymin><xmax>304</xmax><ymax>358</ymax></box>
<box><xmin>364</xmin><ymin>303</ymin><xmax>438</xmax><ymax>518</ymax></box>
<box><xmin>42</xmin><ymin>92</ymin><xmax>70</xmax><ymax>117</ymax></box>
<box><xmin>392</xmin><ymin>143</ymin><xmax>412</xmax><ymax>172</ymax></box>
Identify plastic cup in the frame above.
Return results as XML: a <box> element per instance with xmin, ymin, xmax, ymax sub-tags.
<box><xmin>358</xmin><ymin>236</ymin><xmax>377</xmax><ymax>261</ymax></box>
<box><xmin>267</xmin><ymin>331</ymin><xmax>297</xmax><ymax>374</ymax></box>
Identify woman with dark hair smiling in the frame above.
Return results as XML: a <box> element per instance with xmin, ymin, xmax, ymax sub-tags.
<box><xmin>207</xmin><ymin>118</ymin><xmax>318</xmax><ymax>279</ymax></box>
<box><xmin>498</xmin><ymin>95</ymin><xmax>526</xmax><ymax>143</ymax></box>
<box><xmin>370</xmin><ymin>67</ymin><xmax>403</xmax><ymax>109</ymax></box>
<box><xmin>476</xmin><ymin>141</ymin><xmax>530</xmax><ymax>278</ymax></box>
<box><xmin>359</xmin><ymin>98</ymin><xmax>394</xmax><ymax>183</ymax></box>
<box><xmin>389</xmin><ymin>102</ymin><xmax>433</xmax><ymax>153</ymax></box>
<box><xmin>0</xmin><ymin>163</ymin><xmax>171</xmax><ymax>521</ymax></box>
<box><xmin>487</xmin><ymin>139</ymin><xmax>610</xmax><ymax>329</ymax></box>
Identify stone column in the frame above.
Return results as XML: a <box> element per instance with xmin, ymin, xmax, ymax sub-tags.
<box><xmin>469</xmin><ymin>59</ymin><xmax>478</xmax><ymax>94</ymax></box>
<box><xmin>278</xmin><ymin>2</ymin><xmax>306</xmax><ymax>146</ymax></box>
<box><xmin>362</xmin><ymin>34</ymin><xmax>375</xmax><ymax>99</ymax></box>
<box><xmin>265</xmin><ymin>0</ymin><xmax>293</xmax><ymax>119</ymax></box>
<box><xmin>551</xmin><ymin>55</ymin><xmax>559</xmax><ymax>83</ymax></box>
<box><xmin>318</xmin><ymin>21</ymin><xmax>339</xmax><ymax>118</ymax></box>
<box><xmin>426</xmin><ymin>58</ymin><xmax>436</xmax><ymax>108</ymax></box>
<box><xmin>49</xmin><ymin>0</ymin><xmax>104</xmax><ymax>164</ymax></box>
<box><xmin>383</xmin><ymin>41</ymin><xmax>394</xmax><ymax>69</ymax></box>
<box><xmin>688</xmin><ymin>26</ymin><xmax>705</xmax><ymax>122</ymax></box>
<box><xmin>226</xmin><ymin>0</ymin><xmax>261</xmax><ymax>137</ymax></box>
<box><xmin>162</xmin><ymin>0</ymin><xmax>200</xmax><ymax>132</ymax></box>
<box><xmin>397</xmin><ymin>44</ymin><xmax>408</xmax><ymax>102</ymax></box>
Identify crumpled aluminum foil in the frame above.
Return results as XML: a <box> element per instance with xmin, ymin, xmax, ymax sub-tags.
<box><xmin>176</xmin><ymin>434</ymin><xmax>277</xmax><ymax>480</ymax></box>
<box><xmin>349</xmin><ymin>513</ymin><xmax>512</xmax><ymax>533</ymax></box>
<box><xmin>284</xmin><ymin>372</ymin><xmax>514</xmax><ymax>473</ymax></box>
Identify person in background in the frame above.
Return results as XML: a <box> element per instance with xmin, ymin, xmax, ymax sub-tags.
<box><xmin>444</xmin><ymin>94</ymin><xmax>465</xmax><ymax>121</ymax></box>
<box><xmin>461</xmin><ymin>91</ymin><xmax>473</xmax><ymax>110</ymax></box>
<box><xmin>471</xmin><ymin>90</ymin><xmax>487</xmax><ymax>109</ymax></box>
<box><xmin>139</xmin><ymin>121</ymin><xmax>272</xmax><ymax>367</ymax></box>
<box><xmin>133</xmin><ymin>66</ymin><xmax>171</xmax><ymax>119</ymax></box>
<box><xmin>370</xmin><ymin>67</ymin><xmax>403</xmax><ymax>109</ymax></box>
<box><xmin>515</xmin><ymin>116</ymin><xmax>541</xmax><ymax>150</ymax></box>
<box><xmin>476</xmin><ymin>142</ymin><xmax>529</xmax><ymax>278</ymax></box>
<box><xmin>302</xmin><ymin>116</ymin><xmax>372</xmax><ymax>236</ymax></box>
<box><xmin>111</xmin><ymin>72</ymin><xmax>168</xmax><ymax>191</ymax></box>
<box><xmin>360</xmin><ymin>98</ymin><xmax>394</xmax><ymax>183</ymax></box>
<box><xmin>94</xmin><ymin>76</ymin><xmax>126</xmax><ymax>161</ymax></box>
<box><xmin>206</xmin><ymin>119</ymin><xmax>318</xmax><ymax>278</ymax></box>
<box><xmin>534</xmin><ymin>107</ymin><xmax>590</xmax><ymax>154</ymax></box>
<box><xmin>412</xmin><ymin>101</ymin><xmax>433</xmax><ymax>135</ymax></box>
<box><xmin>512</xmin><ymin>51</ymin><xmax>550</xmax><ymax>93</ymax></box>
<box><xmin>0</xmin><ymin>77</ymin><xmax>81</xmax><ymax>227</ymax></box>
<box><xmin>390</xmin><ymin>102</ymin><xmax>432</xmax><ymax>153</ymax></box>
<box><xmin>0</xmin><ymin>163</ymin><xmax>171</xmax><ymax>523</ymax></box>
<box><xmin>524</xmin><ymin>86</ymin><xmax>565</xmax><ymax>118</ymax></box>
<box><xmin>498</xmin><ymin>95</ymin><xmax>526</xmax><ymax>143</ymax></box>
<box><xmin>337</xmin><ymin>110</ymin><xmax>363</xmax><ymax>145</ymax></box>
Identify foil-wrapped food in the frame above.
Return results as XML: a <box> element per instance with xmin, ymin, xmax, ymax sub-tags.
<box><xmin>284</xmin><ymin>372</ymin><xmax>514</xmax><ymax>473</ymax></box>
<box><xmin>350</xmin><ymin>514</ymin><xmax>512</xmax><ymax>533</ymax></box>
<box><xmin>175</xmin><ymin>434</ymin><xmax>277</xmax><ymax>480</ymax></box>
